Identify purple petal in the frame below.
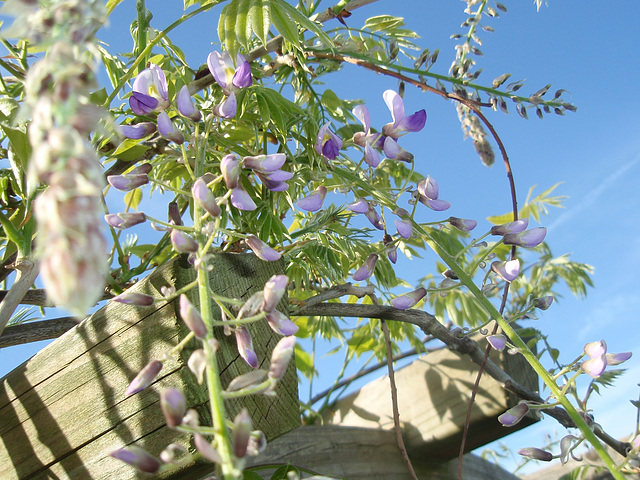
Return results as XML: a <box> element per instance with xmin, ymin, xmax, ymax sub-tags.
<box><xmin>160</xmin><ymin>388</ymin><xmax>186</xmax><ymax>428</ymax></box>
<box><xmin>257</xmin><ymin>172</ymin><xmax>289</xmax><ymax>192</ymax></box>
<box><xmin>352</xmin><ymin>104</ymin><xmax>371</xmax><ymax>131</ymax></box>
<box><xmin>352</xmin><ymin>254</ymin><xmax>378</xmax><ymax>281</ymax></box>
<box><xmin>449</xmin><ymin>217</ymin><xmax>477</xmax><ymax>232</ymax></box>
<box><xmin>207</xmin><ymin>51</ymin><xmax>231</xmax><ymax>89</ymax></box>
<box><xmin>246</xmin><ymin>235</ymin><xmax>281</xmax><ymax>261</ymax></box>
<box><xmin>105</xmin><ymin>212</ymin><xmax>147</xmax><ymax>229</ymax></box>
<box><xmin>383</xmin><ymin>89</ymin><xmax>405</xmax><ymax>128</ymax></box>
<box><xmin>417</xmin><ymin>175</ymin><xmax>439</xmax><ymax>199</ymax></box>
<box><xmin>364</xmin><ymin>205</ymin><xmax>385</xmax><ymax>230</ymax></box>
<box><xmin>262</xmin><ymin>274</ymin><xmax>288</xmax><ymax>312</ymax></box>
<box><xmin>266</xmin><ymin>310</ymin><xmax>299</xmax><ymax>336</ymax></box>
<box><xmin>129</xmin><ymin>91</ymin><xmax>158</xmax><ymax>115</ymax></box>
<box><xmin>112</xmin><ymin>292</ymin><xmax>154</xmax><ymax>306</ymax></box>
<box><xmin>395</xmin><ymin>219</ymin><xmax>412</xmax><ymax>239</ymax></box>
<box><xmin>315</xmin><ymin>123</ymin><xmax>342</xmax><ymax>160</ymax></box>
<box><xmin>347</xmin><ymin>198</ymin><xmax>370</xmax><ymax>214</ymax></box>
<box><xmin>390</xmin><ymin>287</ymin><xmax>427</xmax><ymax>309</ymax></box>
<box><xmin>487</xmin><ymin>334</ymin><xmax>507</xmax><ymax>351</ymax></box>
<box><xmin>243</xmin><ymin>153</ymin><xmax>286</xmax><ymax>173</ymax></box>
<box><xmin>584</xmin><ymin>340</ymin><xmax>607</xmax><ymax>358</ymax></box>
<box><xmin>503</xmin><ymin>227</ymin><xmax>547</xmax><ymax>248</ymax></box>
<box><xmin>177</xmin><ymin>85</ymin><xmax>201</xmax><ymax>121</ymax></box>
<box><xmin>397</xmin><ymin>109</ymin><xmax>426</xmax><ymax>133</ymax></box>
<box><xmin>297</xmin><ymin>186</ymin><xmax>327</xmax><ymax>212</ymax></box>
<box><xmin>220</xmin><ymin>154</ymin><xmax>240</xmax><ymax>189</ymax></box>
<box><xmin>518</xmin><ymin>448</ymin><xmax>553</xmax><ymax>462</ymax></box>
<box><xmin>192</xmin><ymin>178</ymin><xmax>221</xmax><ymax>218</ymax></box>
<box><xmin>235</xmin><ymin>327</ymin><xmax>259</xmax><ymax>368</ymax></box>
<box><xmin>170</xmin><ymin>229</ymin><xmax>198</xmax><ymax>253</ymax></box>
<box><xmin>581</xmin><ymin>355</ymin><xmax>607</xmax><ymax>378</ymax></box>
<box><xmin>232</xmin><ymin>54</ymin><xmax>253</xmax><ymax>88</ymax></box>
<box><xmin>125</xmin><ymin>360</ymin><xmax>163</xmax><ymax>396</ymax></box>
<box><xmin>180</xmin><ymin>294</ymin><xmax>207</xmax><ymax>338</ymax></box>
<box><xmin>491</xmin><ymin>259</ymin><xmax>520</xmax><ymax>282</ymax></box>
<box><xmin>418</xmin><ymin>195</ymin><xmax>451</xmax><ymax>211</ymax></box>
<box><xmin>363</xmin><ymin>143</ymin><xmax>381</xmax><ymax>168</ymax></box>
<box><xmin>230</xmin><ymin>187</ymin><xmax>257</xmax><ymax>211</ymax></box>
<box><xmin>157</xmin><ymin>111</ymin><xmax>184</xmax><ymax>144</ymax></box>
<box><xmin>606</xmin><ymin>351</ymin><xmax>632</xmax><ymax>366</ymax></box>
<box><xmin>490</xmin><ymin>218</ymin><xmax>529</xmax><ymax>236</ymax></box>
<box><xmin>214</xmin><ymin>91</ymin><xmax>237</xmax><ymax>119</ymax></box>
<box><xmin>110</xmin><ymin>446</ymin><xmax>161</xmax><ymax>474</ymax></box>
<box><xmin>107</xmin><ymin>173</ymin><xmax>149</xmax><ymax>191</ymax></box>
<box><xmin>387</xmin><ymin>244</ymin><xmax>398</xmax><ymax>264</ymax></box>
<box><xmin>498</xmin><ymin>402</ymin><xmax>530</xmax><ymax>427</ymax></box>
<box><xmin>121</xmin><ymin>122</ymin><xmax>156</xmax><ymax>139</ymax></box>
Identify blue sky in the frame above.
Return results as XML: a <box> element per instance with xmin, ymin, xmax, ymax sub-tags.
<box><xmin>2</xmin><ymin>0</ymin><xmax>640</xmax><ymax>475</ymax></box>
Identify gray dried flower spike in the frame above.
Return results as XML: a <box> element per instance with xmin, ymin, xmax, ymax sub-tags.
<box><xmin>457</xmin><ymin>103</ymin><xmax>495</xmax><ymax>167</ymax></box>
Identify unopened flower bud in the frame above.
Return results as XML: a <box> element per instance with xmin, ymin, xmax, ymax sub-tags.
<box><xmin>269</xmin><ymin>336</ymin><xmax>296</xmax><ymax>382</ymax></box>
<box><xmin>188</xmin><ymin>349</ymin><xmax>207</xmax><ymax>385</ymax></box>
<box><xmin>110</xmin><ymin>445</ymin><xmax>161</xmax><ymax>473</ymax></box>
<box><xmin>448</xmin><ymin>216</ymin><xmax>477</xmax><ymax>232</ymax></box>
<box><xmin>177</xmin><ymin>85</ymin><xmax>202</xmax><ymax>121</ymax></box>
<box><xmin>179</xmin><ymin>294</ymin><xmax>207</xmax><ymax>338</ymax></box>
<box><xmin>170</xmin><ymin>229</ymin><xmax>198</xmax><ymax>253</ymax></box>
<box><xmin>227</xmin><ymin>369</ymin><xmax>268</xmax><ymax>392</ymax></box>
<box><xmin>266</xmin><ymin>310</ymin><xmax>298</xmax><ymax>336</ymax></box>
<box><xmin>297</xmin><ymin>186</ymin><xmax>327</xmax><ymax>212</ymax></box>
<box><xmin>352</xmin><ymin>253</ymin><xmax>378</xmax><ymax>281</ymax></box>
<box><xmin>498</xmin><ymin>401</ymin><xmax>530</xmax><ymax>426</ymax></box>
<box><xmin>192</xmin><ymin>177</ymin><xmax>221</xmax><ymax>218</ymax></box>
<box><xmin>107</xmin><ymin>173</ymin><xmax>149</xmax><ymax>191</ymax></box>
<box><xmin>111</xmin><ymin>292</ymin><xmax>154</xmax><ymax>306</ymax></box>
<box><xmin>194</xmin><ymin>433</ymin><xmax>223</xmax><ymax>463</ymax></box>
<box><xmin>236</xmin><ymin>327</ymin><xmax>259</xmax><ymax>368</ymax></box>
<box><xmin>233</xmin><ymin>408</ymin><xmax>252</xmax><ymax>459</ymax></box>
<box><xmin>220</xmin><ymin>154</ymin><xmax>240</xmax><ymax>189</ymax></box>
<box><xmin>160</xmin><ymin>388</ymin><xmax>186</xmax><ymax>428</ymax></box>
<box><xmin>503</xmin><ymin>227</ymin><xmax>547</xmax><ymax>248</ymax></box>
<box><xmin>487</xmin><ymin>334</ymin><xmax>507</xmax><ymax>351</ymax></box>
<box><xmin>533</xmin><ymin>295</ymin><xmax>554</xmax><ymax>310</ymax></box>
<box><xmin>105</xmin><ymin>212</ymin><xmax>147</xmax><ymax>229</ymax></box>
<box><xmin>517</xmin><ymin>447</ymin><xmax>553</xmax><ymax>462</ymax></box>
<box><xmin>491</xmin><ymin>259</ymin><xmax>520</xmax><ymax>282</ymax></box>
<box><xmin>157</xmin><ymin>111</ymin><xmax>184</xmax><ymax>144</ymax></box>
<box><xmin>125</xmin><ymin>360</ymin><xmax>163</xmax><ymax>396</ymax></box>
<box><xmin>490</xmin><ymin>218</ymin><xmax>529</xmax><ymax>236</ymax></box>
<box><xmin>390</xmin><ymin>287</ymin><xmax>427</xmax><ymax>310</ymax></box>
<box><xmin>261</xmin><ymin>275</ymin><xmax>288</xmax><ymax>312</ymax></box>
<box><xmin>246</xmin><ymin>235</ymin><xmax>281</xmax><ymax>261</ymax></box>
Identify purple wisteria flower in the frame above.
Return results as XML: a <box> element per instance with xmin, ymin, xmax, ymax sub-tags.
<box><xmin>383</xmin><ymin>136</ymin><xmax>414</xmax><ymax>163</ymax></box>
<box><xmin>390</xmin><ymin>287</ymin><xmax>427</xmax><ymax>309</ymax></box>
<box><xmin>491</xmin><ymin>259</ymin><xmax>521</xmax><ymax>282</ymax></box>
<box><xmin>518</xmin><ymin>448</ymin><xmax>553</xmax><ymax>462</ymax></box>
<box><xmin>262</xmin><ymin>274</ymin><xmax>288</xmax><ymax>312</ymax></box>
<box><xmin>416</xmin><ymin>175</ymin><xmax>451</xmax><ymax>211</ymax></box>
<box><xmin>297</xmin><ymin>186</ymin><xmax>327</xmax><ymax>212</ymax></box>
<box><xmin>129</xmin><ymin>64</ymin><xmax>169</xmax><ymax>115</ymax></box>
<box><xmin>246</xmin><ymin>235</ymin><xmax>282</xmax><ymax>261</ymax></box>
<box><xmin>110</xmin><ymin>446</ymin><xmax>162</xmax><ymax>474</ymax></box>
<box><xmin>352</xmin><ymin>253</ymin><xmax>378</xmax><ymax>281</ymax></box>
<box><xmin>192</xmin><ymin>177</ymin><xmax>221</xmax><ymax>218</ymax></box>
<box><xmin>221</xmin><ymin>153</ymin><xmax>240</xmax><ymax>189</ymax></box>
<box><xmin>352</xmin><ymin>105</ymin><xmax>381</xmax><ymax>168</ymax></box>
<box><xmin>230</xmin><ymin>187</ymin><xmax>257</xmax><ymax>211</ymax></box>
<box><xmin>486</xmin><ymin>334</ymin><xmax>507</xmax><ymax>351</ymax></box>
<box><xmin>503</xmin><ymin>227</ymin><xmax>547</xmax><ymax>248</ymax></box>
<box><xmin>157</xmin><ymin>111</ymin><xmax>185</xmax><ymax>144</ymax></box>
<box><xmin>395</xmin><ymin>218</ymin><xmax>413</xmax><ymax>239</ymax></box>
<box><xmin>207</xmin><ymin>51</ymin><xmax>252</xmax><ymax>119</ymax></box>
<box><xmin>125</xmin><ymin>360</ymin><xmax>163</xmax><ymax>396</ymax></box>
<box><xmin>107</xmin><ymin>173</ymin><xmax>149</xmax><ymax>191</ymax></box>
<box><xmin>160</xmin><ymin>388</ymin><xmax>186</xmax><ymax>428</ymax></box>
<box><xmin>266</xmin><ymin>310</ymin><xmax>299</xmax><ymax>336</ymax></box>
<box><xmin>243</xmin><ymin>153</ymin><xmax>293</xmax><ymax>191</ymax></box>
<box><xmin>490</xmin><ymin>218</ymin><xmax>529</xmax><ymax>236</ymax></box>
<box><xmin>498</xmin><ymin>401</ymin><xmax>530</xmax><ymax>427</ymax></box>
<box><xmin>449</xmin><ymin>216</ymin><xmax>477</xmax><ymax>232</ymax></box>
<box><xmin>176</xmin><ymin>85</ymin><xmax>202</xmax><ymax>121</ymax></box>
<box><xmin>120</xmin><ymin>122</ymin><xmax>156</xmax><ymax>140</ymax></box>
<box><xmin>111</xmin><ymin>292</ymin><xmax>154</xmax><ymax>306</ymax></box>
<box><xmin>347</xmin><ymin>198</ymin><xmax>384</xmax><ymax>230</ymax></box>
<box><xmin>235</xmin><ymin>326</ymin><xmax>258</xmax><ymax>368</ymax></box>
<box><xmin>105</xmin><ymin>212</ymin><xmax>147</xmax><ymax>229</ymax></box>
<box><xmin>268</xmin><ymin>336</ymin><xmax>296</xmax><ymax>382</ymax></box>
<box><xmin>315</xmin><ymin>123</ymin><xmax>342</xmax><ymax>160</ymax></box>
<box><xmin>170</xmin><ymin>229</ymin><xmax>198</xmax><ymax>253</ymax></box>
<box><xmin>381</xmin><ymin>89</ymin><xmax>426</xmax><ymax>139</ymax></box>
<box><xmin>581</xmin><ymin>340</ymin><xmax>632</xmax><ymax>378</ymax></box>
<box><xmin>179</xmin><ymin>294</ymin><xmax>207</xmax><ymax>339</ymax></box>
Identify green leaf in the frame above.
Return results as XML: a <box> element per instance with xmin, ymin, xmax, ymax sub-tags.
<box><xmin>242</xmin><ymin>471</ymin><xmax>265</xmax><ymax>480</ymax></box>
<box><xmin>112</xmin><ymin>138</ymin><xmax>151</xmax><ymax>161</ymax></box>
<box><xmin>270</xmin><ymin>465</ymin><xmax>300</xmax><ymax>480</ymax></box>
<box><xmin>248</xmin><ymin>0</ymin><xmax>270</xmax><ymax>47</ymax></box>
<box><xmin>364</xmin><ymin>15</ymin><xmax>406</xmax><ymax>32</ymax></box>
<box><xmin>269</xmin><ymin>0</ymin><xmax>300</xmax><ymax>48</ymax></box>
<box><xmin>270</xmin><ymin>0</ymin><xmax>333</xmax><ymax>49</ymax></box>
<box><xmin>219</xmin><ymin>0</ymin><xmax>241</xmax><ymax>56</ymax></box>
<box><xmin>124</xmin><ymin>188</ymin><xmax>143</xmax><ymax>211</ymax></box>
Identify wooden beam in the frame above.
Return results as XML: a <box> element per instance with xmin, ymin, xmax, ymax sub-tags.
<box><xmin>0</xmin><ymin>254</ymin><xmax>299</xmax><ymax>479</ymax></box>
<box><xmin>246</xmin><ymin>425</ymin><xmax>524</xmax><ymax>480</ymax></box>
<box><xmin>322</xmin><ymin>332</ymin><xmax>538</xmax><ymax>459</ymax></box>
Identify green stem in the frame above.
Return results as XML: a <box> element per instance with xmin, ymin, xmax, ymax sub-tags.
<box><xmin>421</xmin><ymin>229</ymin><xmax>625</xmax><ymax>480</ymax></box>
<box><xmin>135</xmin><ymin>0</ymin><xmax>151</xmax><ymax>67</ymax></box>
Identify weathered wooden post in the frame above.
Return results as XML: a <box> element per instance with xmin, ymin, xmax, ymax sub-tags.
<box><xmin>0</xmin><ymin>253</ymin><xmax>299</xmax><ymax>479</ymax></box>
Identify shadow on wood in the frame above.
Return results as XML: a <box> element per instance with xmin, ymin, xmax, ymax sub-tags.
<box><xmin>322</xmin><ymin>333</ymin><xmax>538</xmax><ymax>459</ymax></box>
<box><xmin>0</xmin><ymin>254</ymin><xmax>299</xmax><ymax>479</ymax></box>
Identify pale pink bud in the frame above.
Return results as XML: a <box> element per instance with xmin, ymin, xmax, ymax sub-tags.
<box><xmin>111</xmin><ymin>292</ymin><xmax>154</xmax><ymax>306</ymax></box>
<box><xmin>262</xmin><ymin>274</ymin><xmax>288</xmax><ymax>312</ymax></box>
<box><xmin>160</xmin><ymin>388</ymin><xmax>186</xmax><ymax>428</ymax></box>
<box><xmin>125</xmin><ymin>360</ymin><xmax>163</xmax><ymax>395</ymax></box>
<box><xmin>179</xmin><ymin>294</ymin><xmax>207</xmax><ymax>338</ymax></box>
<box><xmin>227</xmin><ymin>369</ymin><xmax>268</xmax><ymax>392</ymax></box>
<box><xmin>105</xmin><ymin>212</ymin><xmax>147</xmax><ymax>229</ymax></box>
<box><xmin>498</xmin><ymin>401</ymin><xmax>530</xmax><ymax>426</ymax></box>
<box><xmin>188</xmin><ymin>349</ymin><xmax>207</xmax><ymax>385</ymax></box>
<box><xmin>194</xmin><ymin>433</ymin><xmax>223</xmax><ymax>463</ymax></box>
<box><xmin>107</xmin><ymin>173</ymin><xmax>149</xmax><ymax>191</ymax></box>
<box><xmin>170</xmin><ymin>229</ymin><xmax>198</xmax><ymax>253</ymax></box>
<box><xmin>110</xmin><ymin>445</ymin><xmax>161</xmax><ymax>473</ymax></box>
<box><xmin>220</xmin><ymin>153</ymin><xmax>240</xmax><ymax>189</ymax></box>
<box><xmin>268</xmin><ymin>336</ymin><xmax>296</xmax><ymax>382</ymax></box>
<box><xmin>233</xmin><ymin>408</ymin><xmax>252</xmax><ymax>459</ymax></box>
<box><xmin>518</xmin><ymin>447</ymin><xmax>553</xmax><ymax>462</ymax></box>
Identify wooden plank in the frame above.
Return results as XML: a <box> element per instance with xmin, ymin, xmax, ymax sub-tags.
<box><xmin>0</xmin><ymin>253</ymin><xmax>299</xmax><ymax>480</ymax></box>
<box><xmin>245</xmin><ymin>425</ymin><xmax>524</xmax><ymax>480</ymax></box>
<box><xmin>322</xmin><ymin>333</ymin><xmax>538</xmax><ymax>458</ymax></box>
